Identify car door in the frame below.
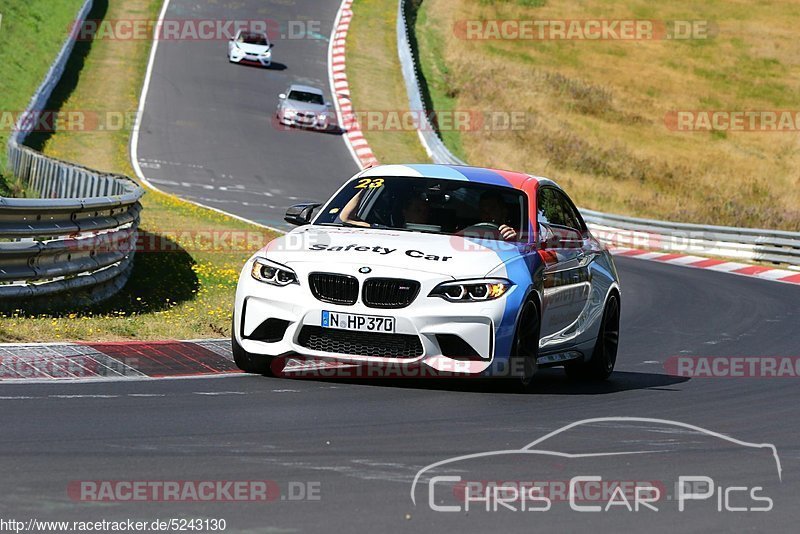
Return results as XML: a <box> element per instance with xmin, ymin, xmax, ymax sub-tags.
<box><xmin>537</xmin><ymin>187</ymin><xmax>592</xmax><ymax>342</ymax></box>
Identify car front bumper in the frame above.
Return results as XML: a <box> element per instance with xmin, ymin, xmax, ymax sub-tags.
<box><xmin>233</xmin><ymin>261</ymin><xmax>518</xmax><ymax>376</ymax></box>
<box><xmin>278</xmin><ymin>111</ymin><xmax>330</xmax><ymax>130</ymax></box>
<box><xmin>229</xmin><ymin>50</ymin><xmax>272</xmax><ymax>66</ymax></box>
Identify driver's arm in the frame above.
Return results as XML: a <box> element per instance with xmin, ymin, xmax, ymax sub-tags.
<box><xmin>498</xmin><ymin>224</ymin><xmax>517</xmax><ymax>241</ymax></box>
<box><xmin>339</xmin><ymin>190</ymin><xmax>370</xmax><ymax>227</ymax></box>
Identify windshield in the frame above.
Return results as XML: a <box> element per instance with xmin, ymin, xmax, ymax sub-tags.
<box><xmin>238</xmin><ymin>32</ymin><xmax>269</xmax><ymax>46</ymax></box>
<box><xmin>287</xmin><ymin>90</ymin><xmax>325</xmax><ymax>105</ymax></box>
<box><xmin>315</xmin><ymin>176</ymin><xmax>528</xmax><ymax>241</ymax></box>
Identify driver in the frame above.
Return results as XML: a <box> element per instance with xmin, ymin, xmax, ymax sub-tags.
<box><xmin>479</xmin><ymin>191</ymin><xmax>518</xmax><ymax>241</ymax></box>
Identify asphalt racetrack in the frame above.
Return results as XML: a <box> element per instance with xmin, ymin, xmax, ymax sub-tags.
<box><xmin>135</xmin><ymin>0</ymin><xmax>357</xmax><ymax>228</ymax></box>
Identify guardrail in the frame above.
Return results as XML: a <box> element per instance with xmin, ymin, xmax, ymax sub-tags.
<box><xmin>582</xmin><ymin>210</ymin><xmax>800</xmax><ymax>267</ymax></box>
<box><xmin>1</xmin><ymin>0</ymin><xmax>145</xmax><ymax>305</ymax></box>
<box><xmin>396</xmin><ymin>0</ymin><xmax>800</xmax><ymax>267</ymax></box>
<box><xmin>396</xmin><ymin>0</ymin><xmax>465</xmax><ymax>166</ymax></box>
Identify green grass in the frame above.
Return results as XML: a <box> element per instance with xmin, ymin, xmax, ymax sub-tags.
<box><xmin>0</xmin><ymin>0</ymin><xmax>278</xmax><ymax>342</ymax></box>
<box><xmin>413</xmin><ymin>1</ymin><xmax>466</xmax><ymax>160</ymax></box>
<box><xmin>0</xmin><ymin>0</ymin><xmax>84</xmax><ymax>179</ymax></box>
<box><xmin>392</xmin><ymin>0</ymin><xmax>800</xmax><ymax>230</ymax></box>
<box><xmin>347</xmin><ymin>0</ymin><xmax>428</xmax><ymax>163</ymax></box>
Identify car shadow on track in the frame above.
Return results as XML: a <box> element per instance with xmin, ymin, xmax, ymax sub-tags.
<box><xmin>234</xmin><ymin>61</ymin><xmax>288</xmax><ymax>71</ymax></box>
<box><xmin>274</xmin><ymin>124</ymin><xmax>347</xmax><ymax>136</ymax></box>
<box><xmin>275</xmin><ymin>369</ymin><xmax>690</xmax><ymax>396</ymax></box>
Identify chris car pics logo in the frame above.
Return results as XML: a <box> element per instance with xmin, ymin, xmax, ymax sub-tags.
<box><xmin>411</xmin><ymin>417</ymin><xmax>781</xmax><ymax>513</ymax></box>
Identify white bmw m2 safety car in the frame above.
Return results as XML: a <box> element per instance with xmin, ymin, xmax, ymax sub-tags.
<box><xmin>232</xmin><ymin>164</ymin><xmax>621</xmax><ymax>386</ymax></box>
<box><xmin>227</xmin><ymin>30</ymin><xmax>272</xmax><ymax>67</ymax></box>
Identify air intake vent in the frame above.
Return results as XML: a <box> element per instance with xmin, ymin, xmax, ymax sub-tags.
<box><xmin>297</xmin><ymin>326</ymin><xmax>423</xmax><ymax>358</ymax></box>
<box><xmin>245</xmin><ymin>318</ymin><xmax>290</xmax><ymax>343</ymax></box>
<box><xmin>436</xmin><ymin>334</ymin><xmax>484</xmax><ymax>360</ymax></box>
<box><xmin>309</xmin><ymin>273</ymin><xmax>359</xmax><ymax>305</ymax></box>
<box><xmin>362</xmin><ymin>278</ymin><xmax>420</xmax><ymax>309</ymax></box>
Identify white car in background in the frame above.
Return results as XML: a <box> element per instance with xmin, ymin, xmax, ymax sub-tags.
<box><xmin>227</xmin><ymin>30</ymin><xmax>273</xmax><ymax>67</ymax></box>
<box><xmin>276</xmin><ymin>84</ymin><xmax>335</xmax><ymax>131</ymax></box>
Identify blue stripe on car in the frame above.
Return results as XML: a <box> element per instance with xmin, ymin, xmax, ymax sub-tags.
<box><xmin>402</xmin><ymin>164</ymin><xmax>469</xmax><ymax>181</ymax></box>
<box><xmin>407</xmin><ymin>163</ymin><xmax>539</xmax><ymax>375</ymax></box>
<box><xmin>448</xmin><ymin>165</ymin><xmax>514</xmax><ymax>187</ymax></box>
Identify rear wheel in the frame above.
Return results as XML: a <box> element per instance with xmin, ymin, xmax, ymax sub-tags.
<box><xmin>231</xmin><ymin>319</ymin><xmax>277</xmax><ymax>376</ymax></box>
<box><xmin>511</xmin><ymin>300</ymin><xmax>540</xmax><ymax>390</ymax></box>
<box><xmin>565</xmin><ymin>293</ymin><xmax>620</xmax><ymax>381</ymax></box>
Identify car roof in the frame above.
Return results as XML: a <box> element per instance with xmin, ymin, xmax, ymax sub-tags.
<box><xmin>287</xmin><ymin>84</ymin><xmax>324</xmax><ymax>95</ymax></box>
<box><xmin>359</xmin><ymin>164</ymin><xmax>557</xmax><ymax>190</ymax></box>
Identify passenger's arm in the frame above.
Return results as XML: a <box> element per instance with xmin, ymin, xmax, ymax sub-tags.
<box><xmin>339</xmin><ymin>190</ymin><xmax>370</xmax><ymax>227</ymax></box>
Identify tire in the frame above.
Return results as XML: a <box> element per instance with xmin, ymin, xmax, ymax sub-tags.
<box><xmin>511</xmin><ymin>299</ymin><xmax>540</xmax><ymax>390</ymax></box>
<box><xmin>565</xmin><ymin>292</ymin><xmax>620</xmax><ymax>381</ymax></box>
<box><xmin>231</xmin><ymin>319</ymin><xmax>277</xmax><ymax>376</ymax></box>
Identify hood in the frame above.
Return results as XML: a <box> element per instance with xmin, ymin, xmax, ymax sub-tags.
<box><xmin>283</xmin><ymin>100</ymin><xmax>328</xmax><ymax>114</ymax></box>
<box><xmin>259</xmin><ymin>225</ymin><xmax>524</xmax><ymax>278</ymax></box>
<box><xmin>234</xmin><ymin>42</ymin><xmax>270</xmax><ymax>54</ymax></box>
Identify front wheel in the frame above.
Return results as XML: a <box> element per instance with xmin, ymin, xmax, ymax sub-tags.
<box><xmin>511</xmin><ymin>300</ymin><xmax>540</xmax><ymax>391</ymax></box>
<box><xmin>231</xmin><ymin>320</ymin><xmax>277</xmax><ymax>376</ymax></box>
<box><xmin>565</xmin><ymin>293</ymin><xmax>620</xmax><ymax>381</ymax></box>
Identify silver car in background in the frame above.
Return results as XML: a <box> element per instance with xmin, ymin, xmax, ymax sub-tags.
<box><xmin>276</xmin><ymin>84</ymin><xmax>335</xmax><ymax>131</ymax></box>
<box><xmin>228</xmin><ymin>30</ymin><xmax>273</xmax><ymax>67</ymax></box>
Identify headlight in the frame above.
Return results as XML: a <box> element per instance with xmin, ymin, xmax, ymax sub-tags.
<box><xmin>251</xmin><ymin>258</ymin><xmax>298</xmax><ymax>286</ymax></box>
<box><xmin>429</xmin><ymin>278</ymin><xmax>512</xmax><ymax>302</ymax></box>
<box><xmin>284</xmin><ymin>109</ymin><xmax>296</xmax><ymax>117</ymax></box>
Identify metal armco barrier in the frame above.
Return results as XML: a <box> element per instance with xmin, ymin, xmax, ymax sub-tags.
<box><xmin>1</xmin><ymin>0</ymin><xmax>145</xmax><ymax>304</ymax></box>
<box><xmin>395</xmin><ymin>0</ymin><xmax>800</xmax><ymax>267</ymax></box>
<box><xmin>396</xmin><ymin>0</ymin><xmax>465</xmax><ymax>166</ymax></box>
<box><xmin>582</xmin><ymin>210</ymin><xmax>800</xmax><ymax>267</ymax></box>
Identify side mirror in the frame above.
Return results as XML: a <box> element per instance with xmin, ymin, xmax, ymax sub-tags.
<box><xmin>278</xmin><ymin>93</ymin><xmax>286</xmax><ymax>100</ymax></box>
<box><xmin>285</xmin><ymin>202</ymin><xmax>322</xmax><ymax>226</ymax></box>
<box><xmin>539</xmin><ymin>224</ymin><xmax>583</xmax><ymax>249</ymax></box>
<box><xmin>538</xmin><ymin>224</ymin><xmax>556</xmax><ymax>249</ymax></box>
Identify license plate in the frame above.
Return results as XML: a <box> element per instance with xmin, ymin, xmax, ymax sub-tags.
<box><xmin>321</xmin><ymin>311</ymin><xmax>395</xmax><ymax>333</ymax></box>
